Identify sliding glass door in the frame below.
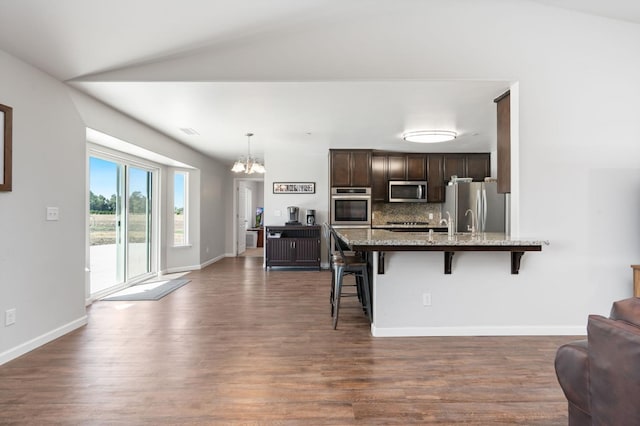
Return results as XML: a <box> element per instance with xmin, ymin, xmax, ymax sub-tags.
<box><xmin>89</xmin><ymin>154</ymin><xmax>156</xmax><ymax>298</ymax></box>
<box><xmin>89</xmin><ymin>157</ymin><xmax>125</xmax><ymax>295</ymax></box>
<box><xmin>127</xmin><ymin>166</ymin><xmax>152</xmax><ymax>280</ymax></box>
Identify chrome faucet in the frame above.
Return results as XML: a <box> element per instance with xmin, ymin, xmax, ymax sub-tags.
<box><xmin>465</xmin><ymin>209</ymin><xmax>477</xmax><ymax>236</ymax></box>
<box><xmin>440</xmin><ymin>211</ymin><xmax>455</xmax><ymax>237</ymax></box>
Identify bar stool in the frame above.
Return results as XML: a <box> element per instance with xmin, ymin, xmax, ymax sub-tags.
<box><xmin>329</xmin><ymin>227</ymin><xmax>372</xmax><ymax>329</ymax></box>
<box><xmin>322</xmin><ymin>223</ymin><xmax>360</xmax><ymax>317</ymax></box>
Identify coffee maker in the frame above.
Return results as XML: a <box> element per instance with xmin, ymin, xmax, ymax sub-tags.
<box><xmin>305</xmin><ymin>209</ymin><xmax>316</xmax><ymax>226</ymax></box>
<box><xmin>286</xmin><ymin>206</ymin><xmax>300</xmax><ymax>225</ymax></box>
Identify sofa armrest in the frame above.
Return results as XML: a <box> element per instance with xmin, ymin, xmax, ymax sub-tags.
<box><xmin>555</xmin><ymin>339</ymin><xmax>590</xmax><ymax>416</ymax></box>
<box><xmin>609</xmin><ymin>297</ymin><xmax>640</xmax><ymax>327</ymax></box>
<box><xmin>588</xmin><ymin>314</ymin><xmax>640</xmax><ymax>425</ymax></box>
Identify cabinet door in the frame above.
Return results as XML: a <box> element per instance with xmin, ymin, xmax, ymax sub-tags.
<box><xmin>443</xmin><ymin>154</ymin><xmax>466</xmax><ymax>183</ymax></box>
<box><xmin>427</xmin><ymin>154</ymin><xmax>445</xmax><ymax>203</ymax></box>
<box><xmin>496</xmin><ymin>91</ymin><xmax>511</xmax><ymax>193</ymax></box>
<box><xmin>330</xmin><ymin>151</ymin><xmax>351</xmax><ymax>187</ymax></box>
<box><xmin>294</xmin><ymin>238</ymin><xmax>320</xmax><ymax>265</ymax></box>
<box><xmin>387</xmin><ymin>155</ymin><xmax>406</xmax><ymax>180</ymax></box>
<box><xmin>466</xmin><ymin>154</ymin><xmax>491</xmax><ymax>182</ymax></box>
<box><xmin>371</xmin><ymin>155</ymin><xmax>387</xmax><ymax>202</ymax></box>
<box><xmin>407</xmin><ymin>154</ymin><xmax>426</xmax><ymax>181</ymax></box>
<box><xmin>350</xmin><ymin>151</ymin><xmax>372</xmax><ymax>187</ymax></box>
<box><xmin>266</xmin><ymin>238</ymin><xmax>293</xmax><ymax>265</ymax></box>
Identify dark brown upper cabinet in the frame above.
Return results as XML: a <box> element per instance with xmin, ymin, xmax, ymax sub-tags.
<box><xmin>387</xmin><ymin>155</ymin><xmax>406</xmax><ymax>180</ymax></box>
<box><xmin>371</xmin><ymin>154</ymin><xmax>388</xmax><ymax>202</ymax></box>
<box><xmin>443</xmin><ymin>153</ymin><xmax>490</xmax><ymax>183</ymax></box>
<box><xmin>407</xmin><ymin>154</ymin><xmax>427</xmax><ymax>181</ymax></box>
<box><xmin>495</xmin><ymin>90</ymin><xmax>511</xmax><ymax>193</ymax></box>
<box><xmin>330</xmin><ymin>149</ymin><xmax>372</xmax><ymax>187</ymax></box>
<box><xmin>466</xmin><ymin>153</ymin><xmax>491</xmax><ymax>182</ymax></box>
<box><xmin>426</xmin><ymin>154</ymin><xmax>445</xmax><ymax>203</ymax></box>
<box><xmin>443</xmin><ymin>154</ymin><xmax>466</xmax><ymax>183</ymax></box>
<box><xmin>331</xmin><ymin>150</ymin><xmax>490</xmax><ymax>202</ymax></box>
<box><xmin>387</xmin><ymin>154</ymin><xmax>426</xmax><ymax>181</ymax></box>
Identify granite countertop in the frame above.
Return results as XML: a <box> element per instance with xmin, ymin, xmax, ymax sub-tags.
<box><xmin>371</xmin><ymin>224</ymin><xmax>446</xmax><ymax>229</ymax></box>
<box><xmin>333</xmin><ymin>228</ymin><xmax>549</xmax><ymax>248</ymax></box>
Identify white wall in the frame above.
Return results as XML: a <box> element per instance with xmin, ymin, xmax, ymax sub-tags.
<box><xmin>0</xmin><ymin>51</ymin><xmax>88</xmax><ymax>362</ymax></box>
<box><xmin>262</xmin><ymin>148</ymin><xmax>329</xmax><ymax>262</ymax></box>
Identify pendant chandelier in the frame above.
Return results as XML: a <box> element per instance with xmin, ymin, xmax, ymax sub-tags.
<box><xmin>231</xmin><ymin>132</ymin><xmax>265</xmax><ymax>174</ymax></box>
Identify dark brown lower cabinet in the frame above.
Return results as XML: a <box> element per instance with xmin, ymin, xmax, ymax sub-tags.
<box><xmin>265</xmin><ymin>225</ymin><xmax>321</xmax><ymax>270</ymax></box>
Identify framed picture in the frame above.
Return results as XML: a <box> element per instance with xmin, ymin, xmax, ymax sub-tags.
<box><xmin>0</xmin><ymin>103</ymin><xmax>12</xmax><ymax>192</ymax></box>
<box><xmin>273</xmin><ymin>182</ymin><xmax>315</xmax><ymax>194</ymax></box>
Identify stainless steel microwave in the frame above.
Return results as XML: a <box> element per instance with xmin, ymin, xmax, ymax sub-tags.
<box><xmin>388</xmin><ymin>181</ymin><xmax>428</xmax><ymax>202</ymax></box>
<box><xmin>330</xmin><ymin>187</ymin><xmax>371</xmax><ymax>227</ymax></box>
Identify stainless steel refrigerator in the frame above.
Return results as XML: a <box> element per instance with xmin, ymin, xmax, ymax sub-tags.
<box><xmin>443</xmin><ymin>181</ymin><xmax>506</xmax><ymax>233</ymax></box>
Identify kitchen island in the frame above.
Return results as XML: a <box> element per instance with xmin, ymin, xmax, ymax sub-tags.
<box><xmin>332</xmin><ymin>228</ymin><xmax>549</xmax><ymax>337</ymax></box>
<box><xmin>333</xmin><ymin>228</ymin><xmax>548</xmax><ymax>274</ymax></box>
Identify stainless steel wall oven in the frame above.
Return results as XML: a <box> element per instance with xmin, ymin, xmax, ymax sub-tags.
<box><xmin>330</xmin><ymin>187</ymin><xmax>371</xmax><ymax>227</ymax></box>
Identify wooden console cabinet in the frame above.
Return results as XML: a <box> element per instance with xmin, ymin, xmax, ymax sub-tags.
<box><xmin>265</xmin><ymin>225</ymin><xmax>321</xmax><ymax>270</ymax></box>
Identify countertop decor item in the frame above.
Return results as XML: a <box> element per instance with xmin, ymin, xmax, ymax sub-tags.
<box><xmin>231</xmin><ymin>132</ymin><xmax>265</xmax><ymax>174</ymax></box>
<box><xmin>0</xmin><ymin>103</ymin><xmax>12</xmax><ymax>192</ymax></box>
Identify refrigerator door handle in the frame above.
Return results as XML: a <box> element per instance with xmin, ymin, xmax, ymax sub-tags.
<box><xmin>482</xmin><ymin>188</ymin><xmax>488</xmax><ymax>232</ymax></box>
<box><xmin>476</xmin><ymin>189</ymin><xmax>482</xmax><ymax>232</ymax></box>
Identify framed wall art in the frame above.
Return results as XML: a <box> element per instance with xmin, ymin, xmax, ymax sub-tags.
<box><xmin>273</xmin><ymin>182</ymin><xmax>315</xmax><ymax>194</ymax></box>
<box><xmin>0</xmin><ymin>103</ymin><xmax>12</xmax><ymax>192</ymax></box>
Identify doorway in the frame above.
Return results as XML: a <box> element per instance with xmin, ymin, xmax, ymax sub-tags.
<box><xmin>234</xmin><ymin>178</ymin><xmax>264</xmax><ymax>258</ymax></box>
<box><xmin>89</xmin><ymin>154</ymin><xmax>157</xmax><ymax>299</ymax></box>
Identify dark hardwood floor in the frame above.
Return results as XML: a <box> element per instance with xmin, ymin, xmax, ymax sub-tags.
<box><xmin>0</xmin><ymin>257</ymin><xmax>572</xmax><ymax>424</ymax></box>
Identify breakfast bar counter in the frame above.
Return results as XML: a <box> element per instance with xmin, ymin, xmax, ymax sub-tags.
<box><xmin>333</xmin><ymin>228</ymin><xmax>548</xmax><ymax>275</ymax></box>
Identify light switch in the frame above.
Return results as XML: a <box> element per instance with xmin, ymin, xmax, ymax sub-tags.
<box><xmin>46</xmin><ymin>207</ymin><xmax>59</xmax><ymax>221</ymax></box>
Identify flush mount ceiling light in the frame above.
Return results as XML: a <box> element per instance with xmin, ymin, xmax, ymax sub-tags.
<box><xmin>231</xmin><ymin>132</ymin><xmax>266</xmax><ymax>174</ymax></box>
<box><xmin>402</xmin><ymin>130</ymin><xmax>457</xmax><ymax>143</ymax></box>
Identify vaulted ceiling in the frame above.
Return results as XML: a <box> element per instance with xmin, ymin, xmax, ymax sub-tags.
<box><xmin>0</xmin><ymin>0</ymin><xmax>637</xmax><ymax>165</ymax></box>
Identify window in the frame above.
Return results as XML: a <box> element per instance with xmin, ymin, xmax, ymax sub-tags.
<box><xmin>173</xmin><ymin>171</ymin><xmax>188</xmax><ymax>246</ymax></box>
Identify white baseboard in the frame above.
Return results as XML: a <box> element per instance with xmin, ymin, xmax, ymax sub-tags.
<box><xmin>200</xmin><ymin>254</ymin><xmax>226</xmax><ymax>269</ymax></box>
<box><xmin>164</xmin><ymin>264</ymin><xmax>201</xmax><ymax>274</ymax></box>
<box><xmin>161</xmin><ymin>254</ymin><xmax>227</xmax><ymax>274</ymax></box>
<box><xmin>0</xmin><ymin>316</ymin><xmax>88</xmax><ymax>366</ymax></box>
<box><xmin>370</xmin><ymin>324</ymin><xmax>587</xmax><ymax>337</ymax></box>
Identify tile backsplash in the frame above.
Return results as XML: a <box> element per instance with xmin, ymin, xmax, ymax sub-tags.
<box><xmin>372</xmin><ymin>202</ymin><xmax>442</xmax><ymax>226</ymax></box>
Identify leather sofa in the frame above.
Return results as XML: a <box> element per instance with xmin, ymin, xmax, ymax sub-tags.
<box><xmin>555</xmin><ymin>297</ymin><xmax>640</xmax><ymax>425</ymax></box>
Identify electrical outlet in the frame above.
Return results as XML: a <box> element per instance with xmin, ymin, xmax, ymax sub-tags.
<box><xmin>5</xmin><ymin>308</ymin><xmax>16</xmax><ymax>326</ymax></box>
<box><xmin>428</xmin><ymin>213</ymin><xmax>434</xmax><ymax>220</ymax></box>
<box><xmin>423</xmin><ymin>293</ymin><xmax>432</xmax><ymax>307</ymax></box>
<box><xmin>274</xmin><ymin>210</ymin><xmax>281</xmax><ymax>217</ymax></box>
<box><xmin>46</xmin><ymin>207</ymin><xmax>59</xmax><ymax>221</ymax></box>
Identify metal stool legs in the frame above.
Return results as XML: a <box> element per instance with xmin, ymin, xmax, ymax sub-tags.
<box><xmin>332</xmin><ymin>261</ymin><xmax>372</xmax><ymax>329</ymax></box>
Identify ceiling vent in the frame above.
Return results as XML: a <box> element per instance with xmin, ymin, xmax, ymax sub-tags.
<box><xmin>179</xmin><ymin>128</ymin><xmax>200</xmax><ymax>136</ymax></box>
